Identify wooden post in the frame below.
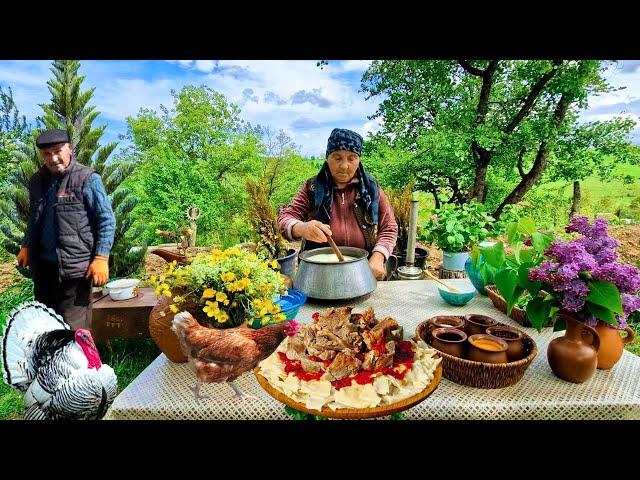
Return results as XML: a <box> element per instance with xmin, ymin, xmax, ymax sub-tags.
<box><xmin>440</xmin><ymin>268</ymin><xmax>467</xmax><ymax>279</ymax></box>
<box><xmin>185</xmin><ymin>205</ymin><xmax>201</xmax><ymax>247</ymax></box>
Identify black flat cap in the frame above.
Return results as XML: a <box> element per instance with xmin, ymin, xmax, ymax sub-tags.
<box><xmin>35</xmin><ymin>129</ymin><xmax>70</xmax><ymax>148</ymax></box>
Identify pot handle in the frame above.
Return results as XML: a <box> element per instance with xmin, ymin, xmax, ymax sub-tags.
<box><xmin>580</xmin><ymin>322</ymin><xmax>601</xmax><ymax>353</ymax></box>
<box><xmin>623</xmin><ymin>326</ymin><xmax>636</xmax><ymax>345</ymax></box>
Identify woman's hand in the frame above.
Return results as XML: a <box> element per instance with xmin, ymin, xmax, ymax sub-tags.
<box><xmin>369</xmin><ymin>251</ymin><xmax>386</xmax><ymax>281</ymax></box>
<box><xmin>294</xmin><ymin>220</ymin><xmax>333</xmax><ymax>243</ymax></box>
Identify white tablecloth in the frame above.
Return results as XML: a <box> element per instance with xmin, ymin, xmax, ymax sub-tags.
<box><xmin>104</xmin><ymin>280</ymin><xmax>640</xmax><ymax>420</ymax></box>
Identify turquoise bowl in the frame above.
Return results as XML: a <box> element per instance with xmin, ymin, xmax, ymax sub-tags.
<box><xmin>275</xmin><ymin>288</ymin><xmax>308</xmax><ymax>320</ymax></box>
<box><xmin>437</xmin><ymin>283</ymin><xmax>477</xmax><ymax>306</ymax></box>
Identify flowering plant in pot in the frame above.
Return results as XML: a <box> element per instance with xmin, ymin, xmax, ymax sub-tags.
<box><xmin>422</xmin><ymin>201</ymin><xmax>495</xmax><ymax>271</ymax></box>
<box><xmin>515</xmin><ymin>216</ymin><xmax>640</xmax><ymax>381</ymax></box>
<box><xmin>151</xmin><ymin>247</ymin><xmax>287</xmax><ymax>329</ymax></box>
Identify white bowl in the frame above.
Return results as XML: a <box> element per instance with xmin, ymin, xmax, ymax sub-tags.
<box><xmin>104</xmin><ymin>278</ymin><xmax>140</xmax><ymax>301</ymax></box>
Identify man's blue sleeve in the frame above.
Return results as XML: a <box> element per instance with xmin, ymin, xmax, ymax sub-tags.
<box><xmin>83</xmin><ymin>173</ymin><xmax>116</xmax><ymax>257</ymax></box>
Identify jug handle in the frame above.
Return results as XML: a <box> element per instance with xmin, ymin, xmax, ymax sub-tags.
<box><xmin>580</xmin><ymin>322</ymin><xmax>601</xmax><ymax>352</ymax></box>
<box><xmin>623</xmin><ymin>326</ymin><xmax>636</xmax><ymax>345</ymax></box>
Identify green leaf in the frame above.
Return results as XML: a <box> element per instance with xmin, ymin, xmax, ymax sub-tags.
<box><xmin>518</xmin><ymin>248</ymin><xmax>535</xmax><ymax>264</ymax></box>
<box><xmin>586</xmin><ymin>301</ymin><xmax>617</xmax><ymax>325</ymax></box>
<box><xmin>586</xmin><ymin>280</ymin><xmax>623</xmax><ymax>314</ymax></box>
<box><xmin>480</xmin><ymin>242</ymin><xmax>505</xmax><ymax>269</ymax></box>
<box><xmin>525</xmin><ymin>297</ymin><xmax>549</xmax><ymax>332</ymax></box>
<box><xmin>530</xmin><ymin>232</ymin><xmax>552</xmax><ymax>255</ymax></box>
<box><xmin>495</xmin><ymin>269</ymin><xmax>519</xmax><ymax>314</ymax></box>
<box><xmin>507</xmin><ymin>222</ymin><xmax>519</xmax><ymax>246</ymax></box>
<box><xmin>516</xmin><ymin>217</ymin><xmax>536</xmax><ymax>235</ymax></box>
<box><xmin>553</xmin><ymin>316</ymin><xmax>567</xmax><ymax>332</ymax></box>
<box><xmin>518</xmin><ymin>262</ymin><xmax>542</xmax><ymax>296</ymax></box>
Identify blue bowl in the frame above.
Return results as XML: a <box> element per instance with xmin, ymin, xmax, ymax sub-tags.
<box><xmin>276</xmin><ymin>288</ymin><xmax>308</xmax><ymax>320</ymax></box>
<box><xmin>437</xmin><ymin>283</ymin><xmax>477</xmax><ymax>306</ymax></box>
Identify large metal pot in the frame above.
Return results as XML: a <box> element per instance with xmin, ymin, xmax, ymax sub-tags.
<box><xmin>294</xmin><ymin>247</ymin><xmax>377</xmax><ymax>300</ymax></box>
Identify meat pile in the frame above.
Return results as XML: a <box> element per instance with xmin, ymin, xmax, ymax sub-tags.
<box><xmin>284</xmin><ymin>307</ymin><xmax>404</xmax><ymax>382</ymax></box>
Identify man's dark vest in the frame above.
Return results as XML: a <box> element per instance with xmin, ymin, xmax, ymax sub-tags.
<box><xmin>27</xmin><ymin>160</ymin><xmax>96</xmax><ymax>280</ymax></box>
<box><xmin>301</xmin><ymin>176</ymin><xmax>378</xmax><ymax>253</ymax></box>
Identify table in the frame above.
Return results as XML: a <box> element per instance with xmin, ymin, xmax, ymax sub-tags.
<box><xmin>104</xmin><ymin>280</ymin><xmax>640</xmax><ymax>420</ymax></box>
<box><xmin>91</xmin><ymin>288</ymin><xmax>157</xmax><ymax>344</ymax></box>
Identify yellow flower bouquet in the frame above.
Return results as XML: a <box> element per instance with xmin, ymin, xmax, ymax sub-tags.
<box><xmin>150</xmin><ymin>247</ymin><xmax>287</xmax><ymax>329</ymax></box>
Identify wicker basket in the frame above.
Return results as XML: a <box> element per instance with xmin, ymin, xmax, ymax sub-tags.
<box><xmin>415</xmin><ymin>317</ymin><xmax>537</xmax><ymax>389</ymax></box>
<box><xmin>485</xmin><ymin>285</ymin><xmax>553</xmax><ymax>328</ymax></box>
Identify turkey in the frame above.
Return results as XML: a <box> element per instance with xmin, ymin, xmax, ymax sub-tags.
<box><xmin>1</xmin><ymin>301</ymin><xmax>118</xmax><ymax>420</ymax></box>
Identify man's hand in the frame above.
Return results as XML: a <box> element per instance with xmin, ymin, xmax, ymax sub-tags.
<box><xmin>369</xmin><ymin>251</ymin><xmax>386</xmax><ymax>281</ymax></box>
<box><xmin>86</xmin><ymin>255</ymin><xmax>109</xmax><ymax>286</ymax></box>
<box><xmin>16</xmin><ymin>247</ymin><xmax>29</xmax><ymax>267</ymax></box>
<box><xmin>293</xmin><ymin>220</ymin><xmax>333</xmax><ymax>244</ymax></box>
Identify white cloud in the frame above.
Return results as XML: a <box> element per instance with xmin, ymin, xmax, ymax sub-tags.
<box><xmin>194</xmin><ymin>60</ymin><xmax>216</xmax><ymax>73</ymax></box>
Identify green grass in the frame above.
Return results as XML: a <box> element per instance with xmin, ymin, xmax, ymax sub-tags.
<box><xmin>625</xmin><ymin>323</ymin><xmax>640</xmax><ymax>357</ymax></box>
<box><xmin>0</xmin><ymin>279</ymin><xmax>159</xmax><ymax>419</ymax></box>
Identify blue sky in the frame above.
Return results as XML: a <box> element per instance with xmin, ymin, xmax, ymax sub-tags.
<box><xmin>1</xmin><ymin>60</ymin><xmax>640</xmax><ymax>157</ymax></box>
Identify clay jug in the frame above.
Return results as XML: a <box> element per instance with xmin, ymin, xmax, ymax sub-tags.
<box><xmin>547</xmin><ymin>313</ymin><xmax>600</xmax><ymax>383</ymax></box>
<box><xmin>594</xmin><ymin>321</ymin><xmax>635</xmax><ymax>370</ymax></box>
<box><xmin>148</xmin><ymin>296</ymin><xmax>188</xmax><ymax>363</ymax></box>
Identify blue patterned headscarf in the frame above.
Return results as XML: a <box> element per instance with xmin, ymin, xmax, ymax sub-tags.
<box><xmin>325</xmin><ymin>128</ymin><xmax>363</xmax><ymax>158</ymax></box>
<box><xmin>314</xmin><ymin>129</ymin><xmax>379</xmax><ymax>225</ymax></box>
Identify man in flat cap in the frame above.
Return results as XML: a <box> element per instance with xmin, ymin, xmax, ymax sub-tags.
<box><xmin>15</xmin><ymin>129</ymin><xmax>116</xmax><ymax>330</ymax></box>
<box><xmin>278</xmin><ymin>128</ymin><xmax>398</xmax><ymax>280</ymax></box>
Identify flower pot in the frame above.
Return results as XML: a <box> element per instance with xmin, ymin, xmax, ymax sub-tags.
<box><xmin>594</xmin><ymin>321</ymin><xmax>635</xmax><ymax>370</ymax></box>
<box><xmin>547</xmin><ymin>313</ymin><xmax>600</xmax><ymax>383</ymax></box>
<box><xmin>276</xmin><ymin>248</ymin><xmax>298</xmax><ymax>279</ymax></box>
<box><xmin>464</xmin><ymin>242</ymin><xmax>496</xmax><ymax>295</ymax></box>
<box><xmin>442</xmin><ymin>250</ymin><xmax>470</xmax><ymax>272</ymax></box>
<box><xmin>148</xmin><ymin>296</ymin><xmax>188</xmax><ymax>363</ymax></box>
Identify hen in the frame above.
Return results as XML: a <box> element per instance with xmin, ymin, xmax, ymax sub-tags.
<box><xmin>171</xmin><ymin>311</ymin><xmax>299</xmax><ymax>403</ymax></box>
<box><xmin>1</xmin><ymin>301</ymin><xmax>117</xmax><ymax>420</ymax></box>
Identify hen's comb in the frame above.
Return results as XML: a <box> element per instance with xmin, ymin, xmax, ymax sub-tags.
<box><xmin>285</xmin><ymin>320</ymin><xmax>300</xmax><ymax>336</ymax></box>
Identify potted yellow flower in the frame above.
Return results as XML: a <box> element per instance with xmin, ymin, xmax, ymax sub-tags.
<box><xmin>148</xmin><ymin>246</ymin><xmax>288</xmax><ymax>362</ymax></box>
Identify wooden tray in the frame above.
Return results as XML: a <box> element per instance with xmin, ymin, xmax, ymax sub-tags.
<box><xmin>254</xmin><ymin>360</ymin><xmax>442</xmax><ymax>419</ymax></box>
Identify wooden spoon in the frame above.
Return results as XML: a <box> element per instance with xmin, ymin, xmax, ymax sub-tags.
<box><xmin>326</xmin><ymin>235</ymin><xmax>345</xmax><ymax>262</ymax></box>
<box><xmin>423</xmin><ymin>268</ymin><xmax>460</xmax><ymax>292</ymax></box>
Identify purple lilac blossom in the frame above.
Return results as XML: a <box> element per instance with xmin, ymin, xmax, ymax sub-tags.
<box><xmin>531</xmin><ymin>216</ymin><xmax>640</xmax><ymax>329</ymax></box>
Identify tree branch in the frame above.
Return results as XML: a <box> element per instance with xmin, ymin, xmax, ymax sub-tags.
<box><xmin>473</xmin><ymin>60</ymin><xmax>499</xmax><ymax>128</ymax></box>
<box><xmin>459</xmin><ymin>61</ymin><xmax>484</xmax><ymax>77</ymax></box>
<box><xmin>494</xmin><ymin>93</ymin><xmax>572</xmax><ymax>218</ymax></box>
<box><xmin>517</xmin><ymin>147</ymin><xmax>526</xmax><ymax>178</ymax></box>
<box><xmin>504</xmin><ymin>60</ymin><xmax>563</xmax><ymax>134</ymax></box>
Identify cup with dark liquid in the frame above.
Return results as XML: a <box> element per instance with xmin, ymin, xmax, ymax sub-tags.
<box><xmin>464</xmin><ymin>314</ymin><xmax>498</xmax><ymax>336</ymax></box>
<box><xmin>431</xmin><ymin>328</ymin><xmax>468</xmax><ymax>359</ymax></box>
<box><xmin>423</xmin><ymin>316</ymin><xmax>466</xmax><ymax>342</ymax></box>
<box><xmin>486</xmin><ymin>325</ymin><xmax>526</xmax><ymax>362</ymax></box>
<box><xmin>467</xmin><ymin>334</ymin><xmax>509</xmax><ymax>364</ymax></box>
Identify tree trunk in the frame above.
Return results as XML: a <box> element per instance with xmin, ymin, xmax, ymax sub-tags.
<box><xmin>493</xmin><ymin>142</ymin><xmax>550</xmax><ymax>218</ymax></box>
<box><xmin>569</xmin><ymin>181</ymin><xmax>581</xmax><ymax>220</ymax></box>
<box><xmin>468</xmin><ymin>146</ymin><xmax>491</xmax><ymax>202</ymax></box>
<box><xmin>493</xmin><ymin>93</ymin><xmax>572</xmax><ymax>219</ymax></box>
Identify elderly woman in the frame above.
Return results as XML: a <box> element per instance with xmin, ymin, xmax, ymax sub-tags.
<box><xmin>278</xmin><ymin>128</ymin><xmax>397</xmax><ymax>280</ymax></box>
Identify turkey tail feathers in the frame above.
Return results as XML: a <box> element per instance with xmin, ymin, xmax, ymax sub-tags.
<box><xmin>1</xmin><ymin>301</ymin><xmax>69</xmax><ymax>390</ymax></box>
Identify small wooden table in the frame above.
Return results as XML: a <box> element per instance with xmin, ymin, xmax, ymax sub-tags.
<box><xmin>90</xmin><ymin>288</ymin><xmax>158</xmax><ymax>346</ymax></box>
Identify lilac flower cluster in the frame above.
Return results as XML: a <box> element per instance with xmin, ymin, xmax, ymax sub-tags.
<box><xmin>528</xmin><ymin>216</ymin><xmax>640</xmax><ymax>329</ymax></box>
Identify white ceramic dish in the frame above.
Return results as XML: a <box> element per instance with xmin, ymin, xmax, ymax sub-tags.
<box><xmin>104</xmin><ymin>278</ymin><xmax>140</xmax><ymax>301</ymax></box>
